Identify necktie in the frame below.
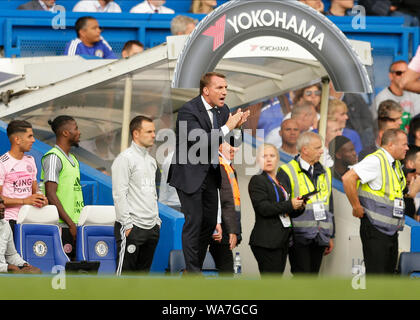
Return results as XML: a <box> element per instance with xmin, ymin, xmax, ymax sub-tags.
<box><xmin>308</xmin><ymin>166</ymin><xmax>313</xmax><ymax>177</ymax></box>
<box><xmin>392</xmin><ymin>161</ymin><xmax>396</xmax><ymax>170</ymax></box>
<box><xmin>210</xmin><ymin>107</ymin><xmax>220</xmax><ymax>129</ymax></box>
<box><xmin>210</xmin><ymin>108</ymin><xmax>220</xmax><ymax>168</ymax></box>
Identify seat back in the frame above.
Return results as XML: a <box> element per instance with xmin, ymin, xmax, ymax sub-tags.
<box><xmin>167</xmin><ymin>249</ymin><xmax>218</xmax><ymax>275</ymax></box>
<box><xmin>15</xmin><ymin>205</ymin><xmax>69</xmax><ymax>273</ymax></box>
<box><xmin>399</xmin><ymin>252</ymin><xmax>420</xmax><ymax>277</ymax></box>
<box><xmin>76</xmin><ymin>206</ymin><xmax>116</xmax><ymax>273</ymax></box>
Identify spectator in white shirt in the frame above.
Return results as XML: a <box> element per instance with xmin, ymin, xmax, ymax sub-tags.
<box><xmin>130</xmin><ymin>0</ymin><xmax>174</xmax><ymax>14</ymax></box>
<box><xmin>73</xmin><ymin>0</ymin><xmax>122</xmax><ymax>13</ymax></box>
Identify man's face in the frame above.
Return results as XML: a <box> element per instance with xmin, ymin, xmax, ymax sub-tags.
<box><xmin>80</xmin><ymin>19</ymin><xmax>101</xmax><ymax>45</ymax></box>
<box><xmin>184</xmin><ymin>23</ymin><xmax>196</xmax><ymax>35</ymax></box>
<box><xmin>387</xmin><ymin>110</ymin><xmax>403</xmax><ymax>129</ymax></box>
<box><xmin>203</xmin><ymin>76</ymin><xmax>228</xmax><ymax>108</ymax></box>
<box><xmin>389</xmin><ymin>133</ymin><xmax>409</xmax><ymax>161</ymax></box>
<box><xmin>389</xmin><ymin>62</ymin><xmax>408</xmax><ymax>86</ymax></box>
<box><xmin>337</xmin><ymin>141</ymin><xmax>358</xmax><ymax>166</ymax></box>
<box><xmin>219</xmin><ymin>142</ymin><xmax>238</xmax><ymax>162</ymax></box>
<box><xmin>297</xmin><ymin>106</ymin><xmax>316</xmax><ymax>132</ymax></box>
<box><xmin>302</xmin><ymin>137</ymin><xmax>324</xmax><ymax>164</ymax></box>
<box><xmin>41</xmin><ymin>0</ymin><xmax>56</xmax><ymax>7</ymax></box>
<box><xmin>14</xmin><ymin>128</ymin><xmax>35</xmax><ymax>153</ymax></box>
<box><xmin>134</xmin><ymin>121</ymin><xmax>156</xmax><ymax>148</ymax></box>
<box><xmin>280</xmin><ymin>120</ymin><xmax>299</xmax><ymax>146</ymax></box>
<box><xmin>122</xmin><ymin>44</ymin><xmax>144</xmax><ymax>58</ymax></box>
<box><xmin>65</xmin><ymin>120</ymin><xmax>81</xmax><ymax>147</ymax></box>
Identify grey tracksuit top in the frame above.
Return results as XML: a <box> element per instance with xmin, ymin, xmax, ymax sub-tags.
<box><xmin>111</xmin><ymin>141</ymin><xmax>161</xmax><ymax>231</ymax></box>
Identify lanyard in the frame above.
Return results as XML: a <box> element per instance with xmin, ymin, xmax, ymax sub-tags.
<box><xmin>267</xmin><ymin>175</ymin><xmax>288</xmax><ymax>202</ymax></box>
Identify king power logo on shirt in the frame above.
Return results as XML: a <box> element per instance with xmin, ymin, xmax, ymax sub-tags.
<box><xmin>202</xmin><ymin>10</ymin><xmax>325</xmax><ymax>52</ymax></box>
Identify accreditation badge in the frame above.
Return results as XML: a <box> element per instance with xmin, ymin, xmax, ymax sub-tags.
<box><xmin>279</xmin><ymin>214</ymin><xmax>292</xmax><ymax>228</ymax></box>
<box><xmin>313</xmin><ymin>202</ymin><xmax>327</xmax><ymax>221</ymax></box>
<box><xmin>393</xmin><ymin>198</ymin><xmax>405</xmax><ymax>218</ymax></box>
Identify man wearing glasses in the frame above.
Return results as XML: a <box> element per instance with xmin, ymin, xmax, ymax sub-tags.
<box><xmin>376</xmin><ymin>61</ymin><xmax>420</xmax><ymax>128</ymax></box>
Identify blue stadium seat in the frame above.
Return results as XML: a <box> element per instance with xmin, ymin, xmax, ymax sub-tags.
<box><xmin>76</xmin><ymin>205</ymin><xmax>117</xmax><ymax>274</ymax></box>
<box><xmin>14</xmin><ymin>205</ymin><xmax>69</xmax><ymax>273</ymax></box>
<box><xmin>398</xmin><ymin>252</ymin><xmax>420</xmax><ymax>277</ymax></box>
<box><xmin>167</xmin><ymin>249</ymin><xmax>218</xmax><ymax>275</ymax></box>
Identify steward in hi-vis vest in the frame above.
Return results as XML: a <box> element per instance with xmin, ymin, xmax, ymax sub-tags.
<box><xmin>277</xmin><ymin>132</ymin><xmax>334</xmax><ymax>275</ymax></box>
<box><xmin>343</xmin><ymin>128</ymin><xmax>416</xmax><ymax>275</ymax></box>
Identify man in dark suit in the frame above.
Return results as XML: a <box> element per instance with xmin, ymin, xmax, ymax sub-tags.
<box><xmin>169</xmin><ymin>72</ymin><xmax>249</xmax><ymax>273</ymax></box>
<box><xmin>18</xmin><ymin>0</ymin><xmax>56</xmax><ymax>11</ymax></box>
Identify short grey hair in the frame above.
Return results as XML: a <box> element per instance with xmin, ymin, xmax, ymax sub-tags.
<box><xmin>296</xmin><ymin>131</ymin><xmax>322</xmax><ymax>152</ymax></box>
<box><xmin>170</xmin><ymin>15</ymin><xmax>198</xmax><ymax>35</ymax></box>
<box><xmin>291</xmin><ymin>101</ymin><xmax>315</xmax><ymax>119</ymax></box>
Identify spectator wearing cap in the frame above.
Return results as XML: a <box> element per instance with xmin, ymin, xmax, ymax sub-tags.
<box><xmin>329</xmin><ymin>136</ymin><xmax>358</xmax><ymax>181</ymax></box>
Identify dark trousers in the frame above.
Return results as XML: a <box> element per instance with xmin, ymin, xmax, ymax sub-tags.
<box><xmin>114</xmin><ymin>222</ymin><xmax>160</xmax><ymax>274</ymax></box>
<box><xmin>209</xmin><ymin>240</ymin><xmax>234</xmax><ymax>274</ymax></box>
<box><xmin>289</xmin><ymin>241</ymin><xmax>326</xmax><ymax>274</ymax></box>
<box><xmin>177</xmin><ymin>168</ymin><xmax>219</xmax><ymax>272</ymax></box>
<box><xmin>61</xmin><ymin>227</ymin><xmax>76</xmax><ymax>261</ymax></box>
<box><xmin>360</xmin><ymin>216</ymin><xmax>398</xmax><ymax>275</ymax></box>
<box><xmin>251</xmin><ymin>245</ymin><xmax>288</xmax><ymax>275</ymax></box>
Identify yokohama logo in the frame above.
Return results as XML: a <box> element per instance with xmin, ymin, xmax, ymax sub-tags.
<box><xmin>202</xmin><ymin>15</ymin><xmax>226</xmax><ymax>51</ymax></box>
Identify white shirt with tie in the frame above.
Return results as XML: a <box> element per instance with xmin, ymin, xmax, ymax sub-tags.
<box><xmin>201</xmin><ymin>96</ymin><xmax>241</xmax><ymax>140</ymax></box>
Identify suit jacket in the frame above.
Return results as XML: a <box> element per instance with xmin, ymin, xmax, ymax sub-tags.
<box><xmin>248</xmin><ymin>172</ymin><xmax>303</xmax><ymax>249</ymax></box>
<box><xmin>168</xmin><ymin>95</ymin><xmax>240</xmax><ymax>194</ymax></box>
<box><xmin>18</xmin><ymin>0</ymin><xmax>44</xmax><ymax>10</ymax></box>
<box><xmin>219</xmin><ymin>162</ymin><xmax>241</xmax><ymax>245</ymax></box>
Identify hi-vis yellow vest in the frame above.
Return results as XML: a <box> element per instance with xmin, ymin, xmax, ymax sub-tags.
<box><xmin>280</xmin><ymin>159</ymin><xmax>333</xmax><ymax>246</ymax></box>
<box><xmin>358</xmin><ymin>148</ymin><xmax>406</xmax><ymax>236</ymax></box>
<box><xmin>219</xmin><ymin>156</ymin><xmax>240</xmax><ymax>212</ymax></box>
<box><xmin>41</xmin><ymin>147</ymin><xmax>84</xmax><ymax>224</ymax></box>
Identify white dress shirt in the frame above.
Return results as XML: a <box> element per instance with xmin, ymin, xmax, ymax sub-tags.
<box><xmin>130</xmin><ymin>1</ymin><xmax>174</xmax><ymax>13</ymax></box>
<box><xmin>73</xmin><ymin>0</ymin><xmax>122</xmax><ymax>12</ymax></box>
<box><xmin>352</xmin><ymin>147</ymin><xmax>398</xmax><ymax>191</ymax></box>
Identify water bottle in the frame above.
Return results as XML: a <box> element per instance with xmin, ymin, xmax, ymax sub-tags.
<box><xmin>234</xmin><ymin>252</ymin><xmax>242</xmax><ymax>275</ymax></box>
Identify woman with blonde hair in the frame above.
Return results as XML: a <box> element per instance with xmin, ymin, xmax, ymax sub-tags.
<box><xmin>248</xmin><ymin>143</ymin><xmax>305</xmax><ymax>275</ymax></box>
<box><xmin>190</xmin><ymin>0</ymin><xmax>217</xmax><ymax>14</ymax></box>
